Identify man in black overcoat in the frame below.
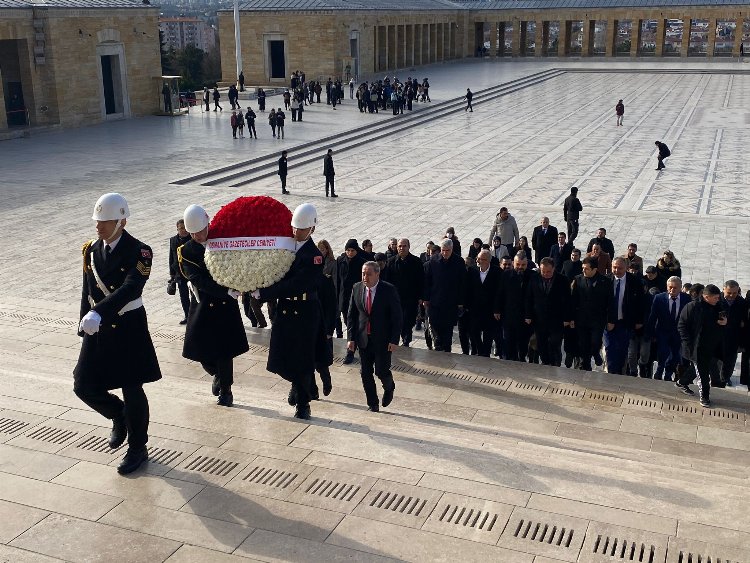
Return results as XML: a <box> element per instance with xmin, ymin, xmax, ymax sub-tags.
<box><xmin>570</xmin><ymin>256</ymin><xmax>615</xmax><ymax>371</ymax></box>
<box><xmin>336</xmin><ymin>239</ymin><xmax>366</xmax><ymax>362</ymax></box>
<box><xmin>383</xmin><ymin>238</ymin><xmax>423</xmax><ymax>347</ymax></box>
<box><xmin>465</xmin><ymin>249</ymin><xmax>501</xmax><ymax>357</ymax></box>
<box><xmin>423</xmin><ymin>239</ymin><xmax>465</xmax><ymax>353</ymax></box>
<box><xmin>74</xmin><ymin>193</ymin><xmax>161</xmax><ymax>475</ymax></box>
<box><xmin>531</xmin><ymin>216</ymin><xmax>559</xmax><ymax>264</ymax></box>
<box><xmin>495</xmin><ymin>253</ymin><xmax>532</xmax><ymax>361</ymax></box>
<box><xmin>525</xmin><ymin>257</ymin><xmax>571</xmax><ymax>366</ymax></box>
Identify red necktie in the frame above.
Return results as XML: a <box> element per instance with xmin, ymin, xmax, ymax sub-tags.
<box><xmin>366</xmin><ymin>287</ymin><xmax>372</xmax><ymax>334</ymax></box>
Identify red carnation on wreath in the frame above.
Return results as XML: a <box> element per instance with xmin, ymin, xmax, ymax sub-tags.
<box><xmin>204</xmin><ymin>196</ymin><xmax>296</xmax><ymax>292</ymax></box>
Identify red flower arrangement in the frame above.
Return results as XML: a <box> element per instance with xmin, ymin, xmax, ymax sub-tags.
<box><xmin>209</xmin><ymin>196</ymin><xmax>292</xmax><ymax>238</ymax></box>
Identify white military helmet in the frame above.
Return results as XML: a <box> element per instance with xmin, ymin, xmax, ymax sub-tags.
<box><xmin>92</xmin><ymin>193</ymin><xmax>130</xmax><ymax>221</ymax></box>
<box><xmin>183</xmin><ymin>204</ymin><xmax>210</xmax><ymax>233</ymax></box>
<box><xmin>291</xmin><ymin>203</ymin><xmax>317</xmax><ymax>229</ymax></box>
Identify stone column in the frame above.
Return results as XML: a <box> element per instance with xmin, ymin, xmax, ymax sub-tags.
<box><xmin>0</xmin><ymin>68</ymin><xmax>7</xmax><ymax>131</ymax></box>
<box><xmin>519</xmin><ymin>21</ymin><xmax>528</xmax><ymax>55</ymax></box>
<box><xmin>535</xmin><ymin>20</ymin><xmax>545</xmax><ymax>57</ymax></box>
<box><xmin>512</xmin><ymin>19</ymin><xmax>522</xmax><ymax>56</ymax></box>
<box><xmin>706</xmin><ymin>18</ymin><xmax>717</xmax><ymax>57</ymax></box>
<box><xmin>388</xmin><ymin>25</ymin><xmax>396</xmax><ymax>69</ymax></box>
<box><xmin>605</xmin><ymin>19</ymin><xmax>617</xmax><ymax>56</ymax></box>
<box><xmin>732</xmin><ymin>17</ymin><xmax>743</xmax><ymax>56</ymax></box>
<box><xmin>559</xmin><ymin>20</ymin><xmax>570</xmax><ymax>56</ymax></box>
<box><xmin>582</xmin><ymin>19</ymin><xmax>594</xmax><ymax>56</ymax></box>
<box><xmin>681</xmin><ymin>17</ymin><xmax>691</xmax><ymax>57</ymax></box>
<box><xmin>498</xmin><ymin>22</ymin><xmax>506</xmax><ymax>56</ymax></box>
<box><xmin>654</xmin><ymin>18</ymin><xmax>667</xmax><ymax>56</ymax></box>
<box><xmin>630</xmin><ymin>19</ymin><xmax>641</xmax><ymax>57</ymax></box>
<box><xmin>490</xmin><ymin>22</ymin><xmax>498</xmax><ymax>56</ymax></box>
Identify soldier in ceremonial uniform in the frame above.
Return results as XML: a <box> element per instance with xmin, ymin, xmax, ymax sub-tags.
<box><xmin>74</xmin><ymin>193</ymin><xmax>161</xmax><ymax>475</ymax></box>
<box><xmin>178</xmin><ymin>205</ymin><xmax>249</xmax><ymax>407</ymax></box>
<box><xmin>252</xmin><ymin>203</ymin><xmax>332</xmax><ymax>419</ymax></box>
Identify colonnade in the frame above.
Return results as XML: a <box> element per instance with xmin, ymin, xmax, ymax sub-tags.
<box><xmin>374</xmin><ymin>21</ymin><xmax>457</xmax><ymax>72</ymax></box>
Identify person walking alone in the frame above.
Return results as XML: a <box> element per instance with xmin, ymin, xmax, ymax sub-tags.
<box><xmin>563</xmin><ymin>186</ymin><xmax>583</xmax><ymax>244</ymax></box>
<box><xmin>465</xmin><ymin>88</ymin><xmax>473</xmax><ymax>112</ymax></box>
<box><xmin>323</xmin><ymin>149</ymin><xmax>338</xmax><ymax>197</ymax></box>
<box><xmin>278</xmin><ymin>150</ymin><xmax>289</xmax><ymax>195</ymax></box>
<box><xmin>615</xmin><ymin>99</ymin><xmax>624</xmax><ymax>126</ymax></box>
<box><xmin>655</xmin><ymin>141</ymin><xmax>671</xmax><ymax>171</ymax></box>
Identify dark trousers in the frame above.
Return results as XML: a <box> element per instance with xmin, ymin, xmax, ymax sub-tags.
<box><xmin>248</xmin><ymin>124</ymin><xmax>257</xmax><ymax>138</ymax></box>
<box><xmin>536</xmin><ymin>326</ymin><xmax>563</xmax><ymax>366</ymax></box>
<box><xmin>280</xmin><ymin>175</ymin><xmax>287</xmax><ymax>192</ymax></box>
<box><xmin>430</xmin><ymin>314</ymin><xmax>455</xmax><ymax>353</ymax></box>
<box><xmin>695</xmin><ymin>350</ymin><xmax>713</xmax><ymax>399</ymax></box>
<box><xmin>741</xmin><ymin>350</ymin><xmax>750</xmax><ymax>386</ymax></box>
<box><xmin>577</xmin><ymin>325</ymin><xmax>604</xmax><ymax>371</ymax></box>
<box><xmin>177</xmin><ymin>279</ymin><xmax>190</xmax><ymax>318</ymax></box>
<box><xmin>472</xmin><ymin>318</ymin><xmax>498</xmax><ymax>357</ymax></box>
<box><xmin>566</xmin><ymin>219</ymin><xmax>579</xmax><ymax>243</ymax></box>
<box><xmin>291</xmin><ymin>372</ymin><xmax>314</xmax><ymax>406</ymax></box>
<box><xmin>325</xmin><ymin>176</ymin><xmax>335</xmax><ymax>196</ymax></box>
<box><xmin>563</xmin><ymin>325</ymin><xmax>579</xmax><ymax>368</ymax></box>
<box><xmin>629</xmin><ymin>332</ymin><xmax>652</xmax><ymax>375</ymax></box>
<box><xmin>458</xmin><ymin>312</ymin><xmax>474</xmax><ymax>355</ymax></box>
<box><xmin>314</xmin><ymin>338</ymin><xmax>333</xmax><ymax>391</ymax></box>
<box><xmin>359</xmin><ymin>343</ymin><xmax>394</xmax><ymax>408</ymax></box>
<box><xmin>710</xmin><ymin>349</ymin><xmax>738</xmax><ymax>387</ymax></box>
<box><xmin>200</xmin><ymin>357</ymin><xmax>233</xmax><ymax>391</ymax></box>
<box><xmin>604</xmin><ymin>321</ymin><xmax>631</xmax><ymax>374</ymax></box>
<box><xmin>400</xmin><ymin>301</ymin><xmax>418</xmax><ymax>346</ymax></box>
<box><xmin>657</xmin><ymin>156</ymin><xmax>666</xmax><ymax>170</ymax></box>
<box><xmin>503</xmin><ymin>322</ymin><xmax>531</xmax><ymax>362</ymax></box>
<box><xmin>655</xmin><ymin>332</ymin><xmax>682</xmax><ymax>379</ymax></box>
<box><xmin>74</xmin><ymin>383</ymin><xmax>149</xmax><ymax>448</ymax></box>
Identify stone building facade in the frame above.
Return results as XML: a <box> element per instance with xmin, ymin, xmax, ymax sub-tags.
<box><xmin>0</xmin><ymin>0</ymin><xmax>161</xmax><ymax>135</ymax></box>
<box><xmin>219</xmin><ymin>0</ymin><xmax>750</xmax><ymax>87</ymax></box>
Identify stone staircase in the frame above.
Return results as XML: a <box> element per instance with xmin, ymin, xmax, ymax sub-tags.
<box><xmin>0</xmin><ymin>302</ymin><xmax>749</xmax><ymax>562</ymax></box>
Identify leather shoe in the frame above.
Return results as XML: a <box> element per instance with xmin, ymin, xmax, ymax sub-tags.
<box><xmin>179</xmin><ymin>318</ymin><xmax>187</xmax><ymax>325</ymax></box>
<box><xmin>117</xmin><ymin>446</ymin><xmax>148</xmax><ymax>475</ymax></box>
<box><xmin>217</xmin><ymin>392</ymin><xmax>233</xmax><ymax>407</ymax></box>
<box><xmin>211</xmin><ymin>375</ymin><xmax>221</xmax><ymax>397</ymax></box>
<box><xmin>323</xmin><ymin>382</ymin><xmax>332</xmax><ymax>396</ymax></box>
<box><xmin>342</xmin><ymin>351</ymin><xmax>355</xmax><ymax>365</ymax></box>
<box><xmin>287</xmin><ymin>386</ymin><xmax>298</xmax><ymax>406</ymax></box>
<box><xmin>368</xmin><ymin>404</ymin><xmax>379</xmax><ymax>412</ymax></box>
<box><xmin>382</xmin><ymin>381</ymin><xmax>395</xmax><ymax>408</ymax></box>
<box><xmin>593</xmin><ymin>353</ymin><xmax>603</xmax><ymax>367</ymax></box>
<box><xmin>108</xmin><ymin>415</ymin><xmax>127</xmax><ymax>449</ymax></box>
<box><xmin>294</xmin><ymin>404</ymin><xmax>311</xmax><ymax>420</ymax></box>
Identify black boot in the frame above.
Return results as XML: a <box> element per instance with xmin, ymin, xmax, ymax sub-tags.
<box><xmin>108</xmin><ymin>412</ymin><xmax>127</xmax><ymax>449</ymax></box>
<box><xmin>287</xmin><ymin>386</ymin><xmax>297</xmax><ymax>406</ymax></box>
<box><xmin>294</xmin><ymin>403</ymin><xmax>311</xmax><ymax>420</ymax></box>
<box><xmin>343</xmin><ymin>350</ymin><xmax>355</xmax><ymax>365</ymax></box>
<box><xmin>217</xmin><ymin>387</ymin><xmax>233</xmax><ymax>407</ymax></box>
<box><xmin>211</xmin><ymin>375</ymin><xmax>221</xmax><ymax>397</ymax></box>
<box><xmin>321</xmin><ymin>371</ymin><xmax>333</xmax><ymax>396</ymax></box>
<box><xmin>117</xmin><ymin>446</ymin><xmax>148</xmax><ymax>475</ymax></box>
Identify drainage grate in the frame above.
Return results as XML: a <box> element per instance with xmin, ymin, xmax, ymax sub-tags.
<box><xmin>514</xmin><ymin>518</ymin><xmax>575</xmax><ymax>547</ymax></box>
<box><xmin>304</xmin><ymin>478</ymin><xmax>361</xmax><ymax>501</ymax></box>
<box><xmin>409</xmin><ymin>367</ymin><xmax>442</xmax><ymax>377</ymax></box>
<box><xmin>184</xmin><ymin>455</ymin><xmax>239</xmax><ymax>476</ymax></box>
<box><xmin>592</xmin><ymin>535</ymin><xmax>656</xmax><ymax>562</ymax></box>
<box><xmin>476</xmin><ymin>377</ymin><xmax>507</xmax><ymax>387</ymax></box>
<box><xmin>626</xmin><ymin>397</ymin><xmax>660</xmax><ymax>409</ymax></box>
<box><xmin>512</xmin><ymin>382</ymin><xmax>546</xmax><ymax>393</ymax></box>
<box><xmin>47</xmin><ymin>318</ymin><xmax>78</xmax><ymax>328</ymax></box>
<box><xmin>25</xmin><ymin>426</ymin><xmax>78</xmax><ymax>444</ymax></box>
<box><xmin>147</xmin><ymin>447</ymin><xmax>183</xmax><ymax>466</ymax></box>
<box><xmin>75</xmin><ymin>435</ymin><xmax>125</xmax><ymax>455</ymax></box>
<box><xmin>585</xmin><ymin>391</ymin><xmax>621</xmax><ymax>403</ymax></box>
<box><xmin>369</xmin><ymin>490</ymin><xmax>427</xmax><ymax>516</ymax></box>
<box><xmin>439</xmin><ymin>503</ymin><xmax>499</xmax><ymax>531</ymax></box>
<box><xmin>150</xmin><ymin>331</ymin><xmax>183</xmax><ymax>342</ymax></box>
<box><xmin>0</xmin><ymin>417</ymin><xmax>29</xmax><ymax>435</ymax></box>
<box><xmin>549</xmin><ymin>387</ymin><xmax>583</xmax><ymax>398</ymax></box>
<box><xmin>243</xmin><ymin>465</ymin><xmax>299</xmax><ymax>489</ymax></box>
<box><xmin>665</xmin><ymin>403</ymin><xmax>699</xmax><ymax>415</ymax></box>
<box><xmin>675</xmin><ymin>551</ymin><xmax>742</xmax><ymax>563</ymax></box>
<box><xmin>705</xmin><ymin>409</ymin><xmax>741</xmax><ymax>420</ymax></box>
<box><xmin>28</xmin><ymin>316</ymin><xmax>57</xmax><ymax>324</ymax></box>
<box><xmin>443</xmin><ymin>372</ymin><xmax>475</xmax><ymax>382</ymax></box>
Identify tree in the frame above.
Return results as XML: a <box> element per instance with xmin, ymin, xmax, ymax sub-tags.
<box><xmin>159</xmin><ymin>30</ymin><xmax>176</xmax><ymax>75</ymax></box>
<box><xmin>175</xmin><ymin>45</ymin><xmax>205</xmax><ymax>91</ymax></box>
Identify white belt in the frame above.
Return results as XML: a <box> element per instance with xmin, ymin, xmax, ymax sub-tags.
<box><xmin>88</xmin><ymin>295</ymin><xmax>143</xmax><ymax>316</ymax></box>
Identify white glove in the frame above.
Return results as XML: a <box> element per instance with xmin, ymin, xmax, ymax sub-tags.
<box><xmin>79</xmin><ymin>310</ymin><xmax>102</xmax><ymax>335</ymax></box>
<box><xmin>228</xmin><ymin>289</ymin><xmax>241</xmax><ymax>299</ymax></box>
<box><xmin>251</xmin><ymin>290</ymin><xmax>261</xmax><ymax>300</ymax></box>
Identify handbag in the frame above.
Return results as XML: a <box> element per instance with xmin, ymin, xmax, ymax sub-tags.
<box><xmin>167</xmin><ymin>278</ymin><xmax>177</xmax><ymax>296</ymax></box>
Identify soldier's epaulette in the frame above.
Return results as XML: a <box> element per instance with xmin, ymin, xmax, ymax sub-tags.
<box><xmin>81</xmin><ymin>239</ymin><xmax>95</xmax><ymax>272</ymax></box>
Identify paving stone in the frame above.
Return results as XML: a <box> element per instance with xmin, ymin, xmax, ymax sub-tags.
<box><xmin>236</xmin><ymin>528</ymin><xmax>399</xmax><ymax>562</ymax></box>
<box><xmin>420</xmin><ymin>491</ymin><xmax>513</xmax><ymax>545</ymax></box>
<box><xmin>164</xmin><ymin>545</ymin><xmax>264</xmax><ymax>563</ymax></box>
<box><xmin>677</xmin><ymin>521</ymin><xmax>750</xmax><ymax>552</ymax></box>
<box><xmin>99</xmin><ymin>501</ymin><xmax>253</xmax><ymax>553</ymax></box>
<box><xmin>619</xmin><ymin>414</ymin><xmax>697</xmax><ymax>443</ymax></box>
<box><xmin>0</xmin><ymin>500</ymin><xmax>49</xmax><ymax>544</ymax></box>
<box><xmin>181</xmin><ymin>485</ymin><xmax>344</xmax><ymax>543</ymax></box>
<box><xmin>351</xmin><ymin>479</ymin><xmax>443</xmax><ymax>529</ymax></box>
<box><xmin>10</xmin><ymin>513</ymin><xmax>181</xmax><ymax>563</ymax></box>
<box><xmin>696</xmin><ymin>425</ymin><xmax>750</xmax><ymax>452</ymax></box>
<box><xmin>665</xmin><ymin>536</ymin><xmax>750</xmax><ymax>563</ymax></box>
<box><xmin>166</xmin><ymin>445</ymin><xmax>256</xmax><ymax>487</ymax></box>
<box><xmin>0</xmin><ymin>409</ymin><xmax>48</xmax><ymax>444</ymax></box>
<box><xmin>51</xmin><ymin>460</ymin><xmax>204</xmax><ymax>510</ymax></box>
<box><xmin>224</xmin><ymin>455</ymin><xmax>314</xmax><ymax>500</ymax></box>
<box><xmin>0</xmin><ymin>443</ymin><xmax>78</xmax><ymax>482</ymax></box>
<box><xmin>0</xmin><ymin>544</ymin><xmax>63</xmax><ymax>562</ymax></box>
<box><xmin>417</xmin><ymin>473</ymin><xmax>531</xmax><ymax>507</ymax></box>
<box><xmin>497</xmin><ymin>507</ymin><xmax>589</xmax><ymax>562</ymax></box>
<box><xmin>301</xmin><ymin>451</ymin><xmax>424</xmax><ymax>485</ymax></box>
<box><xmin>555</xmin><ymin>423</ymin><xmax>654</xmax><ymax>451</ymax></box>
<box><xmin>577</xmin><ymin>522</ymin><xmax>669</xmax><ymax>563</ymax></box>
<box><xmin>328</xmin><ymin>514</ymin><xmax>535</xmax><ymax>563</ymax></box>
<box><xmin>526</xmin><ymin>494</ymin><xmax>677</xmax><ymax>537</ymax></box>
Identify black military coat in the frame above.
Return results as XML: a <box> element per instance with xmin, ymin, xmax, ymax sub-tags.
<box><xmin>74</xmin><ymin>230</ymin><xmax>162</xmax><ymax>390</ymax></box>
<box><xmin>178</xmin><ymin>239</ymin><xmax>249</xmax><ymax>363</ymax></box>
<box><xmin>258</xmin><ymin>238</ymin><xmax>332</xmax><ymax>379</ymax></box>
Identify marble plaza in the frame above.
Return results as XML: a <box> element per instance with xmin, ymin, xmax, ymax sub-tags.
<box><xmin>0</xmin><ymin>59</ymin><xmax>749</xmax><ymax>562</ymax></box>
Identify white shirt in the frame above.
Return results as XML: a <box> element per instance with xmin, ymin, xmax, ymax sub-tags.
<box><xmin>479</xmin><ymin>268</ymin><xmax>489</xmax><ymax>283</ymax></box>
<box><xmin>365</xmin><ymin>282</ymin><xmax>378</xmax><ymax>309</ymax></box>
<box><xmin>104</xmin><ymin>234</ymin><xmax>122</xmax><ymax>252</ymax></box>
<box><xmin>613</xmin><ymin>274</ymin><xmax>626</xmax><ymax>320</ymax></box>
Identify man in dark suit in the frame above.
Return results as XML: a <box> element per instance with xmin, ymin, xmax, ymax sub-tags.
<box><xmin>713</xmin><ymin>280</ymin><xmax>747</xmax><ymax>387</ymax></box>
<box><xmin>570</xmin><ymin>256</ymin><xmax>615</xmax><ymax>371</ymax></box>
<box><xmin>586</xmin><ymin>228</ymin><xmax>615</xmax><ymax>258</ymax></box>
<box><xmin>383</xmin><ymin>238</ymin><xmax>424</xmax><ymax>347</ymax></box>
<box><xmin>563</xmin><ymin>186</ymin><xmax>583</xmax><ymax>243</ymax></box>
<box><xmin>423</xmin><ymin>239</ymin><xmax>465</xmax><ymax>353</ymax></box>
<box><xmin>347</xmin><ymin>261</ymin><xmax>402</xmax><ymax>411</ymax></box>
<box><xmin>561</xmin><ymin>248</ymin><xmax>583</xmax><ymax>280</ymax></box>
<box><xmin>549</xmin><ymin>232</ymin><xmax>573</xmax><ymax>273</ymax></box>
<box><xmin>465</xmin><ymin>249</ymin><xmax>501</xmax><ymax>357</ymax></box>
<box><xmin>531</xmin><ymin>216</ymin><xmax>558</xmax><ymax>264</ymax></box>
<box><xmin>323</xmin><ymin>149</ymin><xmax>338</xmax><ymax>197</ymax></box>
<box><xmin>278</xmin><ymin>151</ymin><xmax>289</xmax><ymax>195</ymax></box>
<box><xmin>168</xmin><ymin>219</ymin><xmax>191</xmax><ymax>324</ymax></box>
<box><xmin>646</xmin><ymin>275</ymin><xmax>691</xmax><ymax>381</ymax></box>
<box><xmin>525</xmin><ymin>257</ymin><xmax>571</xmax><ymax>366</ymax></box>
<box><xmin>495</xmin><ymin>252</ymin><xmax>532</xmax><ymax>361</ymax></box>
<box><xmin>603</xmin><ymin>257</ymin><xmax>644</xmax><ymax>374</ymax></box>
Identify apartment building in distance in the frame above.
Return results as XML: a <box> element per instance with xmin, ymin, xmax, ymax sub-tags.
<box><xmin>159</xmin><ymin>16</ymin><xmax>216</xmax><ymax>53</ymax></box>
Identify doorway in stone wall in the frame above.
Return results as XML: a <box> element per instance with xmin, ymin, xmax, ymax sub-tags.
<box><xmin>96</xmin><ymin>42</ymin><xmax>130</xmax><ymax>120</ymax></box>
<box><xmin>268</xmin><ymin>40</ymin><xmax>285</xmax><ymax>80</ymax></box>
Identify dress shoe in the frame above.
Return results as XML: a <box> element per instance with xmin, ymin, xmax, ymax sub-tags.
<box><xmin>323</xmin><ymin>381</ymin><xmax>332</xmax><ymax>396</ymax></box>
<box><xmin>217</xmin><ymin>392</ymin><xmax>233</xmax><ymax>407</ymax></box>
<box><xmin>179</xmin><ymin>318</ymin><xmax>187</xmax><ymax>325</ymax></box>
<box><xmin>593</xmin><ymin>353</ymin><xmax>603</xmax><ymax>367</ymax></box>
<box><xmin>117</xmin><ymin>446</ymin><xmax>148</xmax><ymax>475</ymax></box>
<box><xmin>211</xmin><ymin>375</ymin><xmax>221</xmax><ymax>397</ymax></box>
<box><xmin>675</xmin><ymin>381</ymin><xmax>694</xmax><ymax>395</ymax></box>
<box><xmin>294</xmin><ymin>404</ymin><xmax>311</xmax><ymax>420</ymax></box>
<box><xmin>342</xmin><ymin>351</ymin><xmax>355</xmax><ymax>365</ymax></box>
<box><xmin>330</xmin><ymin>194</ymin><xmax>339</xmax><ymax>198</ymax></box>
<box><xmin>310</xmin><ymin>386</ymin><xmax>320</xmax><ymax>401</ymax></box>
<box><xmin>108</xmin><ymin>415</ymin><xmax>127</xmax><ymax>449</ymax></box>
<box><xmin>368</xmin><ymin>404</ymin><xmax>379</xmax><ymax>412</ymax></box>
<box><xmin>382</xmin><ymin>382</ymin><xmax>395</xmax><ymax>408</ymax></box>
<box><xmin>258</xmin><ymin>319</ymin><xmax>268</xmax><ymax>328</ymax></box>
<box><xmin>415</xmin><ymin>322</ymin><xmax>422</xmax><ymax>331</ymax></box>
<box><xmin>287</xmin><ymin>386</ymin><xmax>298</xmax><ymax>406</ymax></box>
